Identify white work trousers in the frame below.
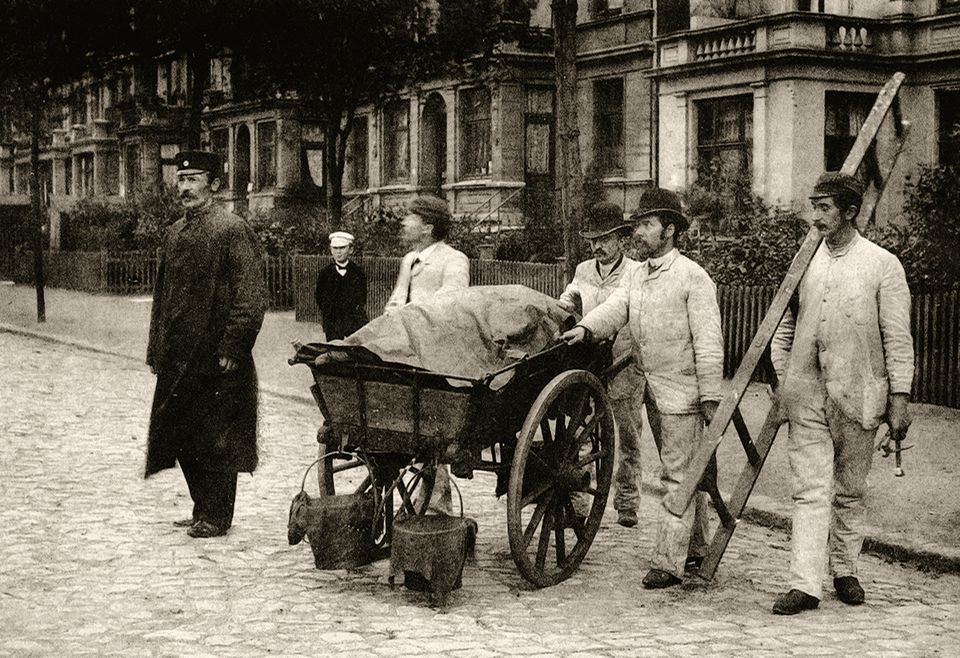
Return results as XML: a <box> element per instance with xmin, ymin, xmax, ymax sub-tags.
<box><xmin>612</xmin><ymin>395</ymin><xmax>643</xmax><ymax>514</ymax></box>
<box><xmin>651</xmin><ymin>411</ymin><xmax>710</xmax><ymax>577</ymax></box>
<box><xmin>786</xmin><ymin>387</ymin><xmax>877</xmax><ymax>598</ymax></box>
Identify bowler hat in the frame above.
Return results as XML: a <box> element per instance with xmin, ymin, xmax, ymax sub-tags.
<box><xmin>175</xmin><ymin>150</ymin><xmax>222</xmax><ymax>175</ymax></box>
<box><xmin>630</xmin><ymin>187</ymin><xmax>688</xmax><ymax>232</ymax></box>
<box><xmin>809</xmin><ymin>171</ymin><xmax>864</xmax><ymax>203</ymax></box>
<box><xmin>580</xmin><ymin>201</ymin><xmax>630</xmax><ymax>239</ymax></box>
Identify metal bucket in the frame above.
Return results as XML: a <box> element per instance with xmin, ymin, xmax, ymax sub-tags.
<box><xmin>288</xmin><ymin>460</ymin><xmax>375</xmax><ymax>570</ymax></box>
<box><xmin>389</xmin><ymin>476</ymin><xmax>473</xmax><ymax>594</ymax></box>
<box><xmin>391</xmin><ymin>514</ymin><xmax>470</xmax><ymax>593</ymax></box>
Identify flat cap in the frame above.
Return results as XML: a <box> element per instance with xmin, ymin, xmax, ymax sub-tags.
<box><xmin>329</xmin><ymin>231</ymin><xmax>355</xmax><ymax>247</ymax></box>
<box><xmin>407</xmin><ymin>195</ymin><xmax>451</xmax><ymax>225</ymax></box>
<box><xmin>175</xmin><ymin>150</ymin><xmax>221</xmax><ymax>175</ymax></box>
<box><xmin>809</xmin><ymin>171</ymin><xmax>864</xmax><ymax>201</ymax></box>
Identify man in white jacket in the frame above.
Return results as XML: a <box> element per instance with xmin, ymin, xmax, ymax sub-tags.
<box><xmin>386</xmin><ymin>195</ymin><xmax>469</xmax><ymax>515</ymax></box>
<box><xmin>558</xmin><ymin>201</ymin><xmax>644</xmax><ymax>527</ymax></box>
<box><xmin>769</xmin><ymin>172</ymin><xmax>914</xmax><ymax>615</ymax></box>
<box><xmin>560</xmin><ymin>188</ymin><xmax>723</xmax><ymax>589</ymax></box>
<box><xmin>385</xmin><ymin>195</ymin><xmax>469</xmax><ymax>310</ymax></box>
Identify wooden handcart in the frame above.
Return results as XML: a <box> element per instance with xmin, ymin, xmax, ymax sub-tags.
<box><xmin>290</xmin><ymin>339</ymin><xmax>625</xmax><ymax>588</ymax></box>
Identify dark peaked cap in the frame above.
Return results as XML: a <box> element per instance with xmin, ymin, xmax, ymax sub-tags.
<box><xmin>175</xmin><ymin>151</ymin><xmax>222</xmax><ymax>175</ymax></box>
<box><xmin>809</xmin><ymin>171</ymin><xmax>864</xmax><ymax>203</ymax></box>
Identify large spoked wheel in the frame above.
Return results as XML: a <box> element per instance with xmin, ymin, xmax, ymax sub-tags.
<box><xmin>316</xmin><ymin>443</ymin><xmax>435</xmax><ymax>550</ymax></box>
<box><xmin>507</xmin><ymin>370</ymin><xmax>615</xmax><ymax>587</ymax></box>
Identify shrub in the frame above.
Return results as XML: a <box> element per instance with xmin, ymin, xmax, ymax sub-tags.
<box><xmin>341</xmin><ymin>206</ymin><xmax>405</xmax><ymax>257</ymax></box>
<box><xmin>60</xmin><ymin>185</ymin><xmax>182</xmax><ymax>252</ymax></box>
<box><xmin>682</xmin><ymin>177</ymin><xmax>807</xmax><ymax>285</ymax></box>
<box><xmin>865</xmin><ymin>164</ymin><xmax>960</xmax><ymax>289</ymax></box>
<box><xmin>61</xmin><ymin>198</ymin><xmax>139</xmax><ymax>252</ymax></box>
<box><xmin>129</xmin><ymin>186</ymin><xmax>182</xmax><ymax>250</ymax></box>
<box><xmin>248</xmin><ymin>203</ymin><xmax>328</xmax><ymax>257</ymax></box>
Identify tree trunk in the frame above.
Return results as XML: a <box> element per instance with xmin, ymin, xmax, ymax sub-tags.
<box><xmin>29</xmin><ymin>104</ymin><xmax>46</xmax><ymax>323</ymax></box>
<box><xmin>552</xmin><ymin>0</ymin><xmax>584</xmax><ymax>282</ymax></box>
<box><xmin>187</xmin><ymin>48</ymin><xmax>210</xmax><ymax>150</ymax></box>
<box><xmin>324</xmin><ymin>122</ymin><xmax>347</xmax><ymax>229</ymax></box>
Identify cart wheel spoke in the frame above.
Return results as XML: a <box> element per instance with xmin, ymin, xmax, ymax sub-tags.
<box><xmin>353</xmin><ymin>473</ymin><xmax>373</xmax><ymax>496</ymax></box>
<box><xmin>528</xmin><ymin>447</ymin><xmax>554</xmax><ymax>473</ymax></box>
<box><xmin>539</xmin><ymin>418</ymin><xmax>553</xmax><ymax>445</ymax></box>
<box><xmin>565</xmin><ymin>390</ymin><xmax>592</xmax><ymax>439</ymax></box>
<box><xmin>571</xmin><ymin>412</ymin><xmax>604</xmax><ymax>450</ymax></box>
<box><xmin>553</xmin><ymin>412</ymin><xmax>566</xmax><ymax>445</ymax></box>
<box><xmin>561</xmin><ymin>496</ymin><xmax>586</xmax><ymax>540</ymax></box>
<box><xmin>508</xmin><ymin>370</ymin><xmax>616</xmax><ymax>588</ymax></box>
<box><xmin>576</xmin><ymin>449</ymin><xmax>608</xmax><ymax>468</ymax></box>
<box><xmin>521</xmin><ymin>496</ymin><xmax>551</xmax><ymax>548</ymax></box>
<box><xmin>535</xmin><ymin>506</ymin><xmax>553</xmax><ymax>571</ymax></box>
<box><xmin>395</xmin><ymin>479</ymin><xmax>417</xmax><ymax>517</ymax></box>
<box><xmin>521</xmin><ymin>479</ymin><xmax>554</xmax><ymax>508</ymax></box>
<box><xmin>553</xmin><ymin>497</ymin><xmax>567</xmax><ymax>564</ymax></box>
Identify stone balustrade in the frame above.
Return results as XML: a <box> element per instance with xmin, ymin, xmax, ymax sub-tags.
<box><xmin>827</xmin><ymin>23</ymin><xmax>873</xmax><ymax>51</ymax></box>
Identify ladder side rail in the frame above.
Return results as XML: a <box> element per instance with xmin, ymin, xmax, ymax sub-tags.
<box><xmin>662</xmin><ymin>72</ymin><xmax>907</xmax><ymax>517</ymax></box>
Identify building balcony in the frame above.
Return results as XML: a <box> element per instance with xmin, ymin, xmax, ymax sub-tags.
<box><xmin>115</xmin><ymin>102</ymin><xmax>188</xmax><ymax>133</ymax></box>
<box><xmin>91</xmin><ymin>119</ymin><xmax>116</xmax><ymax>140</ymax></box>
<box><xmin>51</xmin><ymin>129</ymin><xmax>69</xmax><ymax>147</ymax></box>
<box><xmin>654</xmin><ymin>9</ymin><xmax>960</xmax><ymax>74</ymax></box>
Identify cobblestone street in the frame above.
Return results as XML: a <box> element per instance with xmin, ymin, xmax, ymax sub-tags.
<box><xmin>1</xmin><ymin>331</ymin><xmax>958</xmax><ymax>656</ymax></box>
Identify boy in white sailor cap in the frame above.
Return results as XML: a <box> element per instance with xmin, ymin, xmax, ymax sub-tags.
<box><xmin>314</xmin><ymin>231</ymin><xmax>368</xmax><ymax>340</ymax></box>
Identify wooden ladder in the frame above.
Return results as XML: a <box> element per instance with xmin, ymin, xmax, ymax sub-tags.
<box><xmin>663</xmin><ymin>72</ymin><xmax>911</xmax><ymax>580</ymax></box>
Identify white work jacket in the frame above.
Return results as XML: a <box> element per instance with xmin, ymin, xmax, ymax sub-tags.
<box><xmin>771</xmin><ymin>233</ymin><xmax>914</xmax><ymax>429</ymax></box>
<box><xmin>579</xmin><ymin>249</ymin><xmax>724</xmax><ymax>414</ymax></box>
<box><xmin>559</xmin><ymin>256</ymin><xmax>642</xmax><ymax>399</ymax></box>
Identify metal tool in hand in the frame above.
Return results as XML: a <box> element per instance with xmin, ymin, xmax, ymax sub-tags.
<box><xmin>875</xmin><ymin>429</ymin><xmax>914</xmax><ymax>477</ymax></box>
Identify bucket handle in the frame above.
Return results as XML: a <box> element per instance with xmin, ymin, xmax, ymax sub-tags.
<box><xmin>299</xmin><ymin>451</ymin><xmax>371</xmax><ymax>495</ymax></box>
<box><xmin>389</xmin><ymin>462</ymin><xmax>465</xmax><ymax>524</ymax></box>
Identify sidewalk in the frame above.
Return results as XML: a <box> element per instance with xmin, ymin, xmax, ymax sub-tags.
<box><xmin>3</xmin><ymin>283</ymin><xmax>958</xmax><ymax>573</ymax></box>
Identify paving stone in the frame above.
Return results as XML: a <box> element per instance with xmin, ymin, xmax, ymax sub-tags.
<box><xmin>1</xmin><ymin>331</ymin><xmax>959</xmax><ymax>656</ymax></box>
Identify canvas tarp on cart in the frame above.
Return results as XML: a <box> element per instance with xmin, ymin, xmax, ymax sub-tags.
<box><xmin>317</xmin><ymin>285</ymin><xmax>574</xmax><ymax>388</ymax></box>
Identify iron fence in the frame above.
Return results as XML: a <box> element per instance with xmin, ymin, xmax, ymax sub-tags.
<box><xmin>11</xmin><ymin>250</ymin><xmax>959</xmax><ymax>408</ymax></box>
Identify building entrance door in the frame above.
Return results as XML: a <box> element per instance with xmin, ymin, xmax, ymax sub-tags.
<box><xmin>420</xmin><ymin>93</ymin><xmax>447</xmax><ymax>196</ymax></box>
<box><xmin>524</xmin><ymin>88</ymin><xmax>555</xmax><ymax>221</ymax></box>
<box><xmin>234</xmin><ymin>124</ymin><xmax>251</xmax><ymax>214</ymax></box>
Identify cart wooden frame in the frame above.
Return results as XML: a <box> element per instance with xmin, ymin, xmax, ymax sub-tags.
<box><xmin>291</xmin><ymin>341</ymin><xmax>624</xmax><ymax>587</ymax></box>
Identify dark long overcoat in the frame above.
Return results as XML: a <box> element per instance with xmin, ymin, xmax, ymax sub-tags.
<box><xmin>314</xmin><ymin>260</ymin><xmax>368</xmax><ymax>340</ymax></box>
<box><xmin>145</xmin><ymin>203</ymin><xmax>267</xmax><ymax>477</ymax></box>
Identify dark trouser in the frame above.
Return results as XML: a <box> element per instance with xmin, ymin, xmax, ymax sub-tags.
<box><xmin>180</xmin><ymin>462</ymin><xmax>238</xmax><ymax>529</ymax></box>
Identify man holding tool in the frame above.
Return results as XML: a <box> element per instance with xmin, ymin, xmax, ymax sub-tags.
<box><xmin>770</xmin><ymin>171</ymin><xmax>914</xmax><ymax>614</ymax></box>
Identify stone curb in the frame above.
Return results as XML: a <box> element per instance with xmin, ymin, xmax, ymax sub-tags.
<box><xmin>5</xmin><ymin>321</ymin><xmax>960</xmax><ymax>575</ymax></box>
<box><xmin>640</xmin><ymin>480</ymin><xmax>960</xmax><ymax>575</ymax></box>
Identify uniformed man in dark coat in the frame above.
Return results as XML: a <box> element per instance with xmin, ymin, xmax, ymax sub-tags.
<box><xmin>314</xmin><ymin>231</ymin><xmax>368</xmax><ymax>340</ymax></box>
<box><xmin>145</xmin><ymin>150</ymin><xmax>267</xmax><ymax>539</ymax></box>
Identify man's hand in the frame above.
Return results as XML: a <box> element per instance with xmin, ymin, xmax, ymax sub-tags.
<box><xmin>219</xmin><ymin>356</ymin><xmax>239</xmax><ymax>373</ymax></box>
<box><xmin>887</xmin><ymin>393</ymin><xmax>911</xmax><ymax>442</ymax></box>
<box><xmin>558</xmin><ymin>326</ymin><xmax>589</xmax><ymax>345</ymax></box>
<box><xmin>700</xmin><ymin>399</ymin><xmax>720</xmax><ymax>425</ymax></box>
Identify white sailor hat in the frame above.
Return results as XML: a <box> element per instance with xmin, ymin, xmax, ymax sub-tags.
<box><xmin>329</xmin><ymin>231</ymin><xmax>355</xmax><ymax>247</ymax></box>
